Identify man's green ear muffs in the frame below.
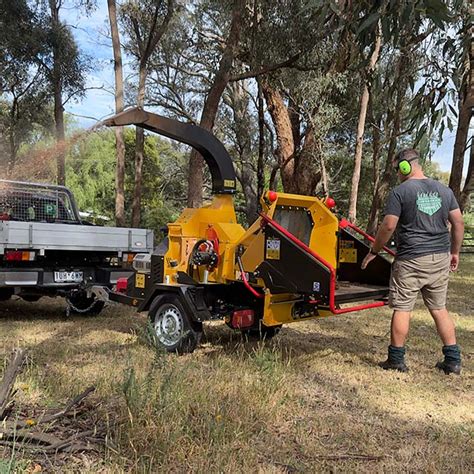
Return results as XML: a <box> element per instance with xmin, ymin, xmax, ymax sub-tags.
<box><xmin>398</xmin><ymin>160</ymin><xmax>412</xmax><ymax>175</ymax></box>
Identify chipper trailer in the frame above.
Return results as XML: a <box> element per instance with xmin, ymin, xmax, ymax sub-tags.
<box><xmin>105</xmin><ymin>108</ymin><xmax>394</xmax><ymax>353</ymax></box>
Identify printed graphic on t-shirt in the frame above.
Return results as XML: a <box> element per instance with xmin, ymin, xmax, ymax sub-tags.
<box><xmin>416</xmin><ymin>191</ymin><xmax>442</xmax><ymax>216</ymax></box>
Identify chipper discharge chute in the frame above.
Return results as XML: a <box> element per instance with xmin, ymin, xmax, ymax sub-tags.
<box><xmin>105</xmin><ymin>108</ymin><xmax>393</xmax><ymax>353</ymax></box>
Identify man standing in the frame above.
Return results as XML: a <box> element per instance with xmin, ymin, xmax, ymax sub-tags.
<box><xmin>361</xmin><ymin>149</ymin><xmax>465</xmax><ymax>374</ymax></box>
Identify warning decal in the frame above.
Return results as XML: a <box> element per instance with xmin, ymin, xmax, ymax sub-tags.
<box><xmin>135</xmin><ymin>273</ymin><xmax>146</xmax><ymax>288</ymax></box>
<box><xmin>339</xmin><ymin>248</ymin><xmax>357</xmax><ymax>263</ymax></box>
<box><xmin>266</xmin><ymin>238</ymin><xmax>281</xmax><ymax>260</ymax></box>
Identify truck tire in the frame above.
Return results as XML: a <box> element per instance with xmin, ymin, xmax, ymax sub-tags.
<box><xmin>67</xmin><ymin>294</ymin><xmax>105</xmax><ymax>316</ymax></box>
<box><xmin>149</xmin><ymin>295</ymin><xmax>202</xmax><ymax>354</ymax></box>
<box><xmin>0</xmin><ymin>288</ymin><xmax>14</xmax><ymax>301</ymax></box>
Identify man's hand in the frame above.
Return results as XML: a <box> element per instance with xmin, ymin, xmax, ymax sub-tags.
<box><xmin>361</xmin><ymin>251</ymin><xmax>377</xmax><ymax>270</ymax></box>
<box><xmin>450</xmin><ymin>253</ymin><xmax>459</xmax><ymax>272</ymax></box>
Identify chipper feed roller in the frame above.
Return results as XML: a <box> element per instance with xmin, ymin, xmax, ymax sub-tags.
<box><xmin>105</xmin><ymin>108</ymin><xmax>393</xmax><ymax>353</ymax></box>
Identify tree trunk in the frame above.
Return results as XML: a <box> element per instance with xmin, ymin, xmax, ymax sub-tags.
<box><xmin>294</xmin><ymin>126</ymin><xmax>321</xmax><ymax>195</ymax></box>
<box><xmin>261</xmin><ymin>81</ymin><xmax>295</xmax><ymax>193</ymax></box>
<box><xmin>449</xmin><ymin>101</ymin><xmax>471</xmax><ymax>202</ymax></box>
<box><xmin>187</xmin><ymin>0</ymin><xmax>244</xmax><ymax>208</ymax></box>
<box><xmin>371</xmin><ymin>119</ymin><xmax>381</xmax><ymax>197</ymax></box>
<box><xmin>228</xmin><ymin>81</ymin><xmax>258</xmax><ymax>224</ymax></box>
<box><xmin>131</xmin><ymin>66</ymin><xmax>147</xmax><ymax>227</ymax></box>
<box><xmin>256</xmin><ymin>77</ymin><xmax>265</xmax><ymax>201</ymax></box>
<box><xmin>367</xmin><ymin>76</ymin><xmax>406</xmax><ymax>234</ymax></box>
<box><xmin>348</xmin><ymin>26</ymin><xmax>382</xmax><ymax>223</ymax></box>
<box><xmin>107</xmin><ymin>0</ymin><xmax>126</xmax><ymax>227</ymax></box>
<box><xmin>460</xmin><ymin>140</ymin><xmax>473</xmax><ymax>211</ymax></box>
<box><xmin>7</xmin><ymin>97</ymin><xmax>18</xmax><ymax>173</ymax></box>
<box><xmin>450</xmin><ymin>5</ymin><xmax>474</xmax><ymax>204</ymax></box>
<box><xmin>49</xmin><ymin>0</ymin><xmax>66</xmax><ymax>185</ymax></box>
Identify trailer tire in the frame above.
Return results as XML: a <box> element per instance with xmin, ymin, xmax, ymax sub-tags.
<box><xmin>149</xmin><ymin>295</ymin><xmax>202</xmax><ymax>354</ymax></box>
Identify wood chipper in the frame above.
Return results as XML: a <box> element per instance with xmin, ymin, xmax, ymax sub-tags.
<box><xmin>105</xmin><ymin>108</ymin><xmax>393</xmax><ymax>353</ymax></box>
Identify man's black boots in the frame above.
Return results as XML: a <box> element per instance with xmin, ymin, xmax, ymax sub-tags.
<box><xmin>435</xmin><ymin>344</ymin><xmax>461</xmax><ymax>375</ymax></box>
<box><xmin>379</xmin><ymin>345</ymin><xmax>409</xmax><ymax>372</ymax></box>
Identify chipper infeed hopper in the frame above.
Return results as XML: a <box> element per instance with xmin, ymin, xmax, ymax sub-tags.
<box><xmin>105</xmin><ymin>108</ymin><xmax>393</xmax><ymax>353</ymax></box>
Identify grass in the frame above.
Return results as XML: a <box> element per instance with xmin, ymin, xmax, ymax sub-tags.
<box><xmin>0</xmin><ymin>256</ymin><xmax>473</xmax><ymax>472</ymax></box>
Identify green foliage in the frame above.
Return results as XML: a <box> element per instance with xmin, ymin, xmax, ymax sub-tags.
<box><xmin>66</xmin><ymin>129</ymin><xmax>116</xmax><ymax>219</ymax></box>
<box><xmin>65</xmin><ymin>127</ymin><xmax>187</xmax><ymax>233</ymax></box>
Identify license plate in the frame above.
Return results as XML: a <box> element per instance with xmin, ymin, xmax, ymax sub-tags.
<box><xmin>54</xmin><ymin>271</ymin><xmax>83</xmax><ymax>283</ymax></box>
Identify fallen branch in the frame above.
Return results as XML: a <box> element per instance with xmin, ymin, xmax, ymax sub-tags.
<box><xmin>34</xmin><ymin>386</ymin><xmax>96</xmax><ymax>427</ymax></box>
<box><xmin>313</xmin><ymin>453</ymin><xmax>384</xmax><ymax>461</ymax></box>
<box><xmin>0</xmin><ymin>348</ymin><xmax>26</xmax><ymax>419</ymax></box>
<box><xmin>0</xmin><ymin>350</ymin><xmax>103</xmax><ymax>455</ymax></box>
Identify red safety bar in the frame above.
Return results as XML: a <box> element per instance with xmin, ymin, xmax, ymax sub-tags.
<box><xmin>237</xmin><ymin>255</ymin><xmax>264</xmax><ymax>299</ymax></box>
<box><xmin>260</xmin><ymin>213</ymin><xmax>386</xmax><ymax>314</ymax></box>
<box><xmin>339</xmin><ymin>219</ymin><xmax>396</xmax><ymax>256</ymax></box>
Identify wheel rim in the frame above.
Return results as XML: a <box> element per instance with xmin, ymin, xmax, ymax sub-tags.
<box><xmin>154</xmin><ymin>304</ymin><xmax>184</xmax><ymax>347</ymax></box>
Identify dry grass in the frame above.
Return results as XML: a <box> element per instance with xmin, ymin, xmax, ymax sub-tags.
<box><xmin>0</xmin><ymin>256</ymin><xmax>473</xmax><ymax>472</ymax></box>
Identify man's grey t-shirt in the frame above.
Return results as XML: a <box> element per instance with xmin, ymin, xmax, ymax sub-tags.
<box><xmin>384</xmin><ymin>178</ymin><xmax>459</xmax><ymax>260</ymax></box>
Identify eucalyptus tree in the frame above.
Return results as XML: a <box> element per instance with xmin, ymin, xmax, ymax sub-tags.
<box><xmin>39</xmin><ymin>0</ymin><xmax>94</xmax><ymax>185</ymax></box>
<box><xmin>120</xmin><ymin>0</ymin><xmax>176</xmax><ymax>226</ymax></box>
<box><xmin>449</xmin><ymin>2</ymin><xmax>473</xmax><ymax>211</ymax></box>
<box><xmin>0</xmin><ymin>0</ymin><xmax>53</xmax><ymax>171</ymax></box>
<box><xmin>107</xmin><ymin>0</ymin><xmax>126</xmax><ymax>226</ymax></box>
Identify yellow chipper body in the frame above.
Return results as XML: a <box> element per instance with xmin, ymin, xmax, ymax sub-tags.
<box><xmin>106</xmin><ymin>108</ymin><xmax>393</xmax><ymax>353</ymax></box>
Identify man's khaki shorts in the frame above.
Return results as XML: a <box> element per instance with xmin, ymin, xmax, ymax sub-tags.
<box><xmin>389</xmin><ymin>252</ymin><xmax>450</xmax><ymax>311</ymax></box>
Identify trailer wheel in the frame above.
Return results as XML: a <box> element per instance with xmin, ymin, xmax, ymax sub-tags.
<box><xmin>242</xmin><ymin>322</ymin><xmax>282</xmax><ymax>340</ymax></box>
<box><xmin>149</xmin><ymin>295</ymin><xmax>202</xmax><ymax>354</ymax></box>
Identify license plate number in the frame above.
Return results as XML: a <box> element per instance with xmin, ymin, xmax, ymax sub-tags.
<box><xmin>54</xmin><ymin>271</ymin><xmax>83</xmax><ymax>283</ymax></box>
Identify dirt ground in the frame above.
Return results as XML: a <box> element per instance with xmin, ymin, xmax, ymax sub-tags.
<box><xmin>0</xmin><ymin>257</ymin><xmax>473</xmax><ymax>473</ymax></box>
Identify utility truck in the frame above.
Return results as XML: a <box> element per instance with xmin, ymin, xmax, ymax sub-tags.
<box><xmin>0</xmin><ymin>180</ymin><xmax>153</xmax><ymax>314</ymax></box>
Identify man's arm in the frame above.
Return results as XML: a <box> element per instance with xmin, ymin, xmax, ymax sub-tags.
<box><xmin>361</xmin><ymin>215</ymin><xmax>399</xmax><ymax>269</ymax></box>
<box><xmin>448</xmin><ymin>208</ymin><xmax>464</xmax><ymax>271</ymax></box>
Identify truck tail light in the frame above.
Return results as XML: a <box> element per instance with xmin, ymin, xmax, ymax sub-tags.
<box><xmin>5</xmin><ymin>250</ymin><xmax>36</xmax><ymax>261</ymax></box>
<box><xmin>231</xmin><ymin>309</ymin><xmax>255</xmax><ymax>329</ymax></box>
<box><xmin>116</xmin><ymin>277</ymin><xmax>128</xmax><ymax>294</ymax></box>
<box><xmin>122</xmin><ymin>253</ymin><xmax>135</xmax><ymax>263</ymax></box>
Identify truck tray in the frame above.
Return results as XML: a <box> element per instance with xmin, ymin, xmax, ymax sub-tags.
<box><xmin>0</xmin><ymin>221</ymin><xmax>153</xmax><ymax>254</ymax></box>
<box><xmin>335</xmin><ymin>281</ymin><xmax>389</xmax><ymax>304</ymax></box>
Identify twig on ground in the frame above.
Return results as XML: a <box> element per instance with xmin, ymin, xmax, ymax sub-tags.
<box><xmin>0</xmin><ymin>348</ymin><xmax>26</xmax><ymax>419</ymax></box>
<box><xmin>313</xmin><ymin>453</ymin><xmax>384</xmax><ymax>461</ymax></box>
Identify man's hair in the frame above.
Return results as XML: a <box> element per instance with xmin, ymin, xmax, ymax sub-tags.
<box><xmin>395</xmin><ymin>149</ymin><xmax>419</xmax><ymax>164</ymax></box>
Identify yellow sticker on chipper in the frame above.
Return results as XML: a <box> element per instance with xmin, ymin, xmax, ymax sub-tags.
<box><xmin>135</xmin><ymin>273</ymin><xmax>146</xmax><ymax>288</ymax></box>
<box><xmin>339</xmin><ymin>248</ymin><xmax>357</xmax><ymax>263</ymax></box>
<box><xmin>224</xmin><ymin>179</ymin><xmax>236</xmax><ymax>188</ymax></box>
<box><xmin>266</xmin><ymin>238</ymin><xmax>281</xmax><ymax>260</ymax></box>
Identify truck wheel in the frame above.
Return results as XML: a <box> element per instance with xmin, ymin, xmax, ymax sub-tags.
<box><xmin>67</xmin><ymin>294</ymin><xmax>105</xmax><ymax>316</ymax></box>
<box><xmin>149</xmin><ymin>296</ymin><xmax>202</xmax><ymax>354</ymax></box>
<box><xmin>242</xmin><ymin>322</ymin><xmax>282</xmax><ymax>340</ymax></box>
<box><xmin>0</xmin><ymin>289</ymin><xmax>14</xmax><ymax>301</ymax></box>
